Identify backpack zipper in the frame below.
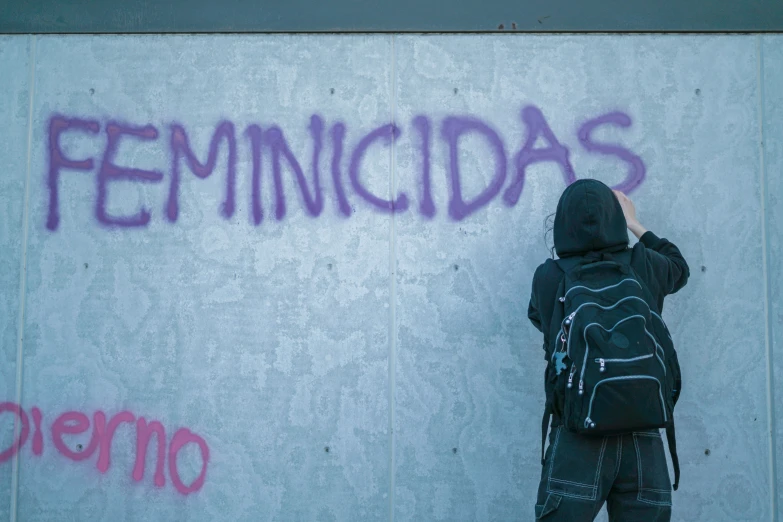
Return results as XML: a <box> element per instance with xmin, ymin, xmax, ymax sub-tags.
<box><xmin>594</xmin><ymin>353</ymin><xmax>665</xmax><ymax>376</ymax></box>
<box><xmin>567</xmin><ymin>363</ymin><xmax>576</xmax><ymax>388</ymax></box>
<box><xmin>560</xmin><ymin>279</ymin><xmax>672</xmax><ymax>343</ymax></box>
<box><xmin>584</xmin><ymin>348</ymin><xmax>666</xmax><ymax>386</ymax></box>
<box><xmin>650</xmin><ymin>310</ymin><xmax>673</xmax><ymax>341</ymax></box>
<box><xmin>562</xmin><ymin>278</ymin><xmax>641</xmax><ymax>303</ymax></box>
<box><xmin>564</xmin><ymin>297</ymin><xmax>660</xmax><ymax>361</ymax></box>
<box><xmin>558</xmin><ymin>297</ymin><xmax>670</xmax><ymax>383</ymax></box>
<box><xmin>578</xmin><ymin>314</ymin><xmax>667</xmax><ymax>386</ymax></box>
<box><xmin>550</xmin><ymin>313</ymin><xmax>574</xmax><ymax>363</ymax></box>
<box><xmin>596</xmin><ymin>354</ymin><xmax>651</xmax><ymax>367</ymax></box>
<box><xmin>583</xmin><ymin>375</ymin><xmax>667</xmax><ymax>429</ymax></box>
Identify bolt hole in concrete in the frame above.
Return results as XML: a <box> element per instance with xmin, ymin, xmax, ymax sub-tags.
<box><xmin>453</xmin><ymin>264</ymin><xmax>459</xmax><ymax>271</ymax></box>
<box><xmin>84</xmin><ymin>263</ymin><xmax>88</xmax><ymax>269</ymax></box>
<box><xmin>452</xmin><ymin>447</ymin><xmax>458</xmax><ymax>454</ymax></box>
<box><xmin>453</xmin><ymin>88</ymin><xmax>458</xmax><ymax>94</ymax></box>
<box><xmin>695</xmin><ymin>88</ymin><xmax>701</xmax><ymax>95</ymax></box>
<box><xmin>76</xmin><ymin>444</ymin><xmax>83</xmax><ymax>451</ymax></box>
<box><xmin>330</xmin><ymin>88</ymin><xmax>335</xmax><ymax>95</ymax></box>
<box><xmin>705</xmin><ymin>449</ymin><xmax>710</xmax><ymax>456</ymax></box>
<box><xmin>701</xmin><ymin>265</ymin><xmax>706</xmax><ymax>272</ymax></box>
<box><xmin>327</xmin><ymin>263</ymin><xmax>332</xmax><ymax>270</ymax></box>
<box><xmin>324</xmin><ymin>446</ymin><xmax>330</xmax><ymax>453</ymax></box>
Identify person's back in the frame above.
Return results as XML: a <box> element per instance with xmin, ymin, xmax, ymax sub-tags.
<box><xmin>528</xmin><ymin>179</ymin><xmax>689</xmax><ymax>521</ymax></box>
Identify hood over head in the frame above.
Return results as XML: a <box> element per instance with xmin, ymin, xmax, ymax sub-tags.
<box><xmin>553</xmin><ymin>179</ymin><xmax>629</xmax><ymax>258</ymax></box>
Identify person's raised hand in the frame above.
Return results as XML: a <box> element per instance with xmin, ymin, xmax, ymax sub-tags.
<box><xmin>613</xmin><ymin>190</ymin><xmax>648</xmax><ymax>239</ymax></box>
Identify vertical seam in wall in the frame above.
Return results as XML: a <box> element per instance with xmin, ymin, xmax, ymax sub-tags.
<box><xmin>388</xmin><ymin>33</ymin><xmax>397</xmax><ymax>522</ymax></box>
<box><xmin>11</xmin><ymin>33</ymin><xmax>36</xmax><ymax>522</ymax></box>
<box><xmin>757</xmin><ymin>34</ymin><xmax>779</xmax><ymax>522</ymax></box>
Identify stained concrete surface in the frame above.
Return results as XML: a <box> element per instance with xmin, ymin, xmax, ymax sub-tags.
<box><xmin>0</xmin><ymin>34</ymin><xmax>779</xmax><ymax>521</ymax></box>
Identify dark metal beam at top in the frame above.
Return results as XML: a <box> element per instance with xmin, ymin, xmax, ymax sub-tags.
<box><xmin>1</xmin><ymin>0</ymin><xmax>782</xmax><ymax>33</ymax></box>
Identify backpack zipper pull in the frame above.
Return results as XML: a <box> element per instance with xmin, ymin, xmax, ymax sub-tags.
<box><xmin>567</xmin><ymin>364</ymin><xmax>576</xmax><ymax>389</ymax></box>
<box><xmin>578</xmin><ymin>379</ymin><xmax>584</xmax><ymax>395</ymax></box>
<box><xmin>598</xmin><ymin>358</ymin><xmax>606</xmax><ymax>372</ymax></box>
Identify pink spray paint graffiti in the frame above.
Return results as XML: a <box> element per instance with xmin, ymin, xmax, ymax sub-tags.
<box><xmin>0</xmin><ymin>403</ymin><xmax>29</xmax><ymax>463</ymax></box>
<box><xmin>44</xmin><ymin>105</ymin><xmax>646</xmax><ymax>231</ymax></box>
<box><xmin>0</xmin><ymin>402</ymin><xmax>209</xmax><ymax>496</ymax></box>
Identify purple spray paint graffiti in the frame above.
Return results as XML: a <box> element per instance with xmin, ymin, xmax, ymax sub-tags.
<box><xmin>503</xmin><ymin>106</ymin><xmax>576</xmax><ymax>207</ymax></box>
<box><xmin>441</xmin><ymin>116</ymin><xmax>507</xmax><ymax>220</ymax></box>
<box><xmin>577</xmin><ymin>111</ymin><xmax>646</xmax><ymax>193</ymax></box>
<box><xmin>45</xmin><ymin>105</ymin><xmax>646</xmax><ymax>231</ymax></box>
<box><xmin>99</xmin><ymin>122</ymin><xmax>164</xmax><ymax>227</ymax></box>
<box><xmin>166</xmin><ymin>120</ymin><xmax>237</xmax><ymax>223</ymax></box>
<box><xmin>349</xmin><ymin>123</ymin><xmax>409</xmax><ymax>214</ymax></box>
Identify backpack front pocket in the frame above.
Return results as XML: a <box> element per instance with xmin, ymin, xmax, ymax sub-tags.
<box><xmin>582</xmin><ymin>376</ymin><xmax>667</xmax><ymax>434</ymax></box>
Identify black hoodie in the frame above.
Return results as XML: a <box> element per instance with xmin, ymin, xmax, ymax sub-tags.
<box><xmin>553</xmin><ymin>178</ymin><xmax>629</xmax><ymax>258</ymax></box>
<box><xmin>528</xmin><ymin>179</ymin><xmax>690</xmax><ymax>360</ymax></box>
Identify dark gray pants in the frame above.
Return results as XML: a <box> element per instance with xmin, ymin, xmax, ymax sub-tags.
<box><xmin>535</xmin><ymin>426</ymin><xmax>672</xmax><ymax>521</ymax></box>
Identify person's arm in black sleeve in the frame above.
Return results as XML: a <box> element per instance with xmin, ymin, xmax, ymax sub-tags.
<box><xmin>638</xmin><ymin>231</ymin><xmax>690</xmax><ymax>295</ymax></box>
<box><xmin>528</xmin><ymin>266</ymin><xmax>543</xmax><ymax>333</ymax></box>
<box><xmin>613</xmin><ymin>189</ymin><xmax>690</xmax><ymax>303</ymax></box>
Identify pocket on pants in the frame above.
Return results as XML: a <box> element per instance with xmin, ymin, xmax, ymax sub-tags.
<box><xmin>546</xmin><ymin>426</ymin><xmax>607</xmax><ymax>500</ymax></box>
<box><xmin>535</xmin><ymin>493</ymin><xmax>562</xmax><ymax>519</ymax></box>
<box><xmin>633</xmin><ymin>431</ymin><xmax>672</xmax><ymax>505</ymax></box>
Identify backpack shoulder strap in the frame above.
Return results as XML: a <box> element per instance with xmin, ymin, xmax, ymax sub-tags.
<box><xmin>541</xmin><ymin>384</ymin><xmax>551</xmax><ymax>465</ymax></box>
<box><xmin>553</xmin><ymin>256</ymin><xmax>583</xmax><ymax>275</ymax></box>
<box><xmin>666</xmin><ymin>421</ymin><xmax>680</xmax><ymax>491</ymax></box>
<box><xmin>541</xmin><ymin>257</ymin><xmax>581</xmax><ymax>466</ymax></box>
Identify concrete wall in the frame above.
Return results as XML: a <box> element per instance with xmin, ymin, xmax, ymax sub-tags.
<box><xmin>0</xmin><ymin>34</ymin><xmax>780</xmax><ymax>521</ymax></box>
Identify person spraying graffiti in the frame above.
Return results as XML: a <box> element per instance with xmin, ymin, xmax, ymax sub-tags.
<box><xmin>528</xmin><ymin>179</ymin><xmax>689</xmax><ymax>521</ymax></box>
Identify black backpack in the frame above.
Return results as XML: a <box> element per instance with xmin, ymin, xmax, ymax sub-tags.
<box><xmin>540</xmin><ymin>251</ymin><xmax>682</xmax><ymax>490</ymax></box>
